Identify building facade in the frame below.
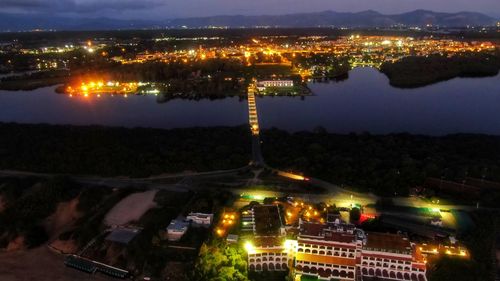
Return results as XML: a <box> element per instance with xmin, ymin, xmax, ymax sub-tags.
<box><xmin>359</xmin><ymin>232</ymin><xmax>427</xmax><ymax>281</ymax></box>
<box><xmin>246</xmin><ymin>213</ymin><xmax>428</xmax><ymax>281</ymax></box>
<box><xmin>256</xmin><ymin>80</ymin><xmax>294</xmax><ymax>91</ymax></box>
<box><xmin>294</xmin><ymin>218</ymin><xmax>360</xmax><ymax>280</ymax></box>
<box><xmin>186</xmin><ymin>212</ymin><xmax>213</xmax><ymax>226</ymax></box>
<box><xmin>166</xmin><ymin>219</ymin><xmax>189</xmax><ymax>241</ymax></box>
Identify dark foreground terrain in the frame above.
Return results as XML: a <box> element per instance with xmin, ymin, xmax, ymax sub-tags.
<box><xmin>1</xmin><ymin>123</ymin><xmax>500</xmax><ymax>200</ymax></box>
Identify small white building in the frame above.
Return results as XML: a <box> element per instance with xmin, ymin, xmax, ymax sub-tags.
<box><xmin>256</xmin><ymin>80</ymin><xmax>294</xmax><ymax>91</ymax></box>
<box><xmin>186</xmin><ymin>212</ymin><xmax>214</xmax><ymax>226</ymax></box>
<box><xmin>166</xmin><ymin>218</ymin><xmax>189</xmax><ymax>241</ymax></box>
<box><xmin>430</xmin><ymin>218</ymin><xmax>443</xmax><ymax>227</ymax></box>
<box><xmin>227</xmin><ymin>234</ymin><xmax>239</xmax><ymax>244</ymax></box>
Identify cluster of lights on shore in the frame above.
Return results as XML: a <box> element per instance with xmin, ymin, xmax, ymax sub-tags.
<box><xmin>66</xmin><ymin>81</ymin><xmax>160</xmax><ymax>98</ymax></box>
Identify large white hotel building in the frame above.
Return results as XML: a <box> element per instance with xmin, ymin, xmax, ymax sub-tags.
<box><xmin>246</xmin><ymin>209</ymin><xmax>427</xmax><ymax>281</ymax></box>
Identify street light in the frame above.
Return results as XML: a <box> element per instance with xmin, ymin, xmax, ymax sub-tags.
<box><xmin>244</xmin><ymin>241</ymin><xmax>255</xmax><ymax>254</ymax></box>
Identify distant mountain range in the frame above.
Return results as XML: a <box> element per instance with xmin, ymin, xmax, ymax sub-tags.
<box><xmin>0</xmin><ymin>10</ymin><xmax>497</xmax><ymax>32</ymax></box>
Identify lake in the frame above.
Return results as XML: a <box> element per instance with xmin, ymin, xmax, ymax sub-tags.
<box><xmin>1</xmin><ymin>67</ymin><xmax>499</xmax><ymax>135</ymax></box>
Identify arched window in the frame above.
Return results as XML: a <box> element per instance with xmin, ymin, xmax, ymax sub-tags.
<box><xmin>333</xmin><ymin>269</ymin><xmax>340</xmax><ymax>276</ymax></box>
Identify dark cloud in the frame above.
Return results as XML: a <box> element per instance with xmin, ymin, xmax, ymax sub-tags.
<box><xmin>0</xmin><ymin>0</ymin><xmax>165</xmax><ymax>13</ymax></box>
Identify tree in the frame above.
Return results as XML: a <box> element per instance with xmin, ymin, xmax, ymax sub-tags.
<box><xmin>194</xmin><ymin>242</ymin><xmax>249</xmax><ymax>281</ymax></box>
<box><xmin>349</xmin><ymin>207</ymin><xmax>361</xmax><ymax>222</ymax></box>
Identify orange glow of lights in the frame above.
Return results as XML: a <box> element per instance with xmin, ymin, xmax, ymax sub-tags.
<box><xmin>216</xmin><ymin>228</ymin><xmax>224</xmax><ymax>236</ymax></box>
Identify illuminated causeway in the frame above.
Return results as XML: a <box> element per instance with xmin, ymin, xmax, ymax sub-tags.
<box><xmin>247</xmin><ymin>85</ymin><xmax>260</xmax><ymax>136</ymax></box>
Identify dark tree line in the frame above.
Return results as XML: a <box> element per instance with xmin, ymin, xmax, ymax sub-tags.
<box><xmin>0</xmin><ymin>123</ymin><xmax>251</xmax><ymax>177</ymax></box>
<box><xmin>261</xmin><ymin>128</ymin><xmax>500</xmax><ymax>197</ymax></box>
<box><xmin>380</xmin><ymin>51</ymin><xmax>500</xmax><ymax>88</ymax></box>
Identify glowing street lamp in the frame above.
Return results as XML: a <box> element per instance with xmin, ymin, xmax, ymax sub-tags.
<box><xmin>244</xmin><ymin>241</ymin><xmax>255</xmax><ymax>254</ymax></box>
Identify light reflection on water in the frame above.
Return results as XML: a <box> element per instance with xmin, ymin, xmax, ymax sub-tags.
<box><xmin>0</xmin><ymin>67</ymin><xmax>499</xmax><ymax>135</ymax></box>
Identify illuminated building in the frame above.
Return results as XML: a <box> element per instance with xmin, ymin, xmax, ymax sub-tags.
<box><xmin>247</xmin><ymin>237</ymin><xmax>292</xmax><ymax>272</ymax></box>
<box><xmin>256</xmin><ymin>80</ymin><xmax>294</xmax><ymax>91</ymax></box>
<box><xmin>359</xmin><ymin>232</ymin><xmax>427</xmax><ymax>281</ymax></box>
<box><xmin>246</xmin><ymin>210</ymin><xmax>428</xmax><ymax>281</ymax></box>
<box><xmin>247</xmin><ymin>205</ymin><xmax>291</xmax><ymax>272</ymax></box>
<box><xmin>295</xmin><ymin>217</ymin><xmax>427</xmax><ymax>281</ymax></box>
<box><xmin>294</xmin><ymin>215</ymin><xmax>360</xmax><ymax>280</ymax></box>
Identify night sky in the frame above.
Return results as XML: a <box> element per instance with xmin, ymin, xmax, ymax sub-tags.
<box><xmin>0</xmin><ymin>0</ymin><xmax>499</xmax><ymax>19</ymax></box>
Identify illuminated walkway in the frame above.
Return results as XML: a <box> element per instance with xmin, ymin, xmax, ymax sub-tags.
<box><xmin>247</xmin><ymin>85</ymin><xmax>264</xmax><ymax>166</ymax></box>
<box><xmin>247</xmin><ymin>85</ymin><xmax>259</xmax><ymax>136</ymax></box>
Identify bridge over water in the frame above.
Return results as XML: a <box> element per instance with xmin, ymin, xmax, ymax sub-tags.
<box><xmin>247</xmin><ymin>85</ymin><xmax>264</xmax><ymax>166</ymax></box>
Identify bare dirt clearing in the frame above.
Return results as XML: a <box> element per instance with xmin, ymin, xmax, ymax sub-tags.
<box><xmin>104</xmin><ymin>190</ymin><xmax>158</xmax><ymax>226</ymax></box>
<box><xmin>0</xmin><ymin>247</ymin><xmax>111</xmax><ymax>281</ymax></box>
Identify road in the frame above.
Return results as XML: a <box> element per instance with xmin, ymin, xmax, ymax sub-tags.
<box><xmin>0</xmin><ymin>166</ymin><xmax>251</xmax><ymax>193</ymax></box>
<box><xmin>0</xmin><ymin>85</ymin><xmax>486</xmax><ymax>215</ymax></box>
<box><xmin>243</xmin><ymin>83</ymin><xmax>484</xmax><ymax>213</ymax></box>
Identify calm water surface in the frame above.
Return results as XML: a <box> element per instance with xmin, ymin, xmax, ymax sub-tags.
<box><xmin>1</xmin><ymin>67</ymin><xmax>499</xmax><ymax>135</ymax></box>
